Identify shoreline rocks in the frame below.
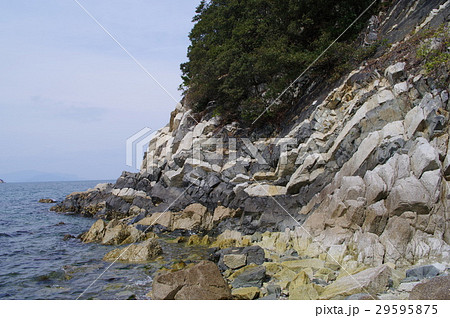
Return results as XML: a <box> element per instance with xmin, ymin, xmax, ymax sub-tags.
<box><xmin>39</xmin><ymin>198</ymin><xmax>56</xmax><ymax>203</ymax></box>
<box><xmin>81</xmin><ymin>219</ymin><xmax>153</xmax><ymax>245</ymax></box>
<box><xmin>103</xmin><ymin>238</ymin><xmax>162</xmax><ymax>263</ymax></box>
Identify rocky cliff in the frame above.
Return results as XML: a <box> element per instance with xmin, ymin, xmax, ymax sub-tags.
<box><xmin>54</xmin><ymin>0</ymin><xmax>450</xmax><ymax>270</ymax></box>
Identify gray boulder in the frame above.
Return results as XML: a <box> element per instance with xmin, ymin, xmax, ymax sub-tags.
<box><xmin>384</xmin><ymin>62</ymin><xmax>406</xmax><ymax>85</ymax></box>
<box><xmin>404</xmin><ymin>265</ymin><xmax>442</xmax><ymax>282</ymax></box>
<box><xmin>231</xmin><ymin>265</ymin><xmax>266</xmax><ymax>288</ymax></box>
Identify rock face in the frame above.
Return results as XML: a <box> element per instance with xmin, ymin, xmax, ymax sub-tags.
<box><xmin>103</xmin><ymin>238</ymin><xmax>162</xmax><ymax>263</ymax></box>
<box><xmin>52</xmin><ymin>0</ymin><xmax>450</xmax><ymax>271</ymax></box>
<box><xmin>151</xmin><ymin>261</ymin><xmax>232</xmax><ymax>300</ymax></box>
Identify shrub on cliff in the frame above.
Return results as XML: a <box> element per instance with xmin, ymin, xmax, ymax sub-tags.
<box><xmin>180</xmin><ymin>0</ymin><xmax>378</xmax><ymax>124</ymax></box>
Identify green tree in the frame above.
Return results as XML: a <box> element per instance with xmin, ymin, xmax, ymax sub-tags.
<box><xmin>181</xmin><ymin>0</ymin><xmax>378</xmax><ymax>123</ymax></box>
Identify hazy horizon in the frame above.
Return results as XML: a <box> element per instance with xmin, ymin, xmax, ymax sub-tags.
<box><xmin>0</xmin><ymin>0</ymin><xmax>200</xmax><ymax>181</ymax></box>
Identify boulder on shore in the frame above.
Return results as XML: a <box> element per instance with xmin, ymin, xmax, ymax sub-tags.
<box><xmin>103</xmin><ymin>238</ymin><xmax>162</xmax><ymax>263</ymax></box>
<box><xmin>39</xmin><ymin>198</ymin><xmax>56</xmax><ymax>203</ymax></box>
<box><xmin>151</xmin><ymin>260</ymin><xmax>231</xmax><ymax>300</ymax></box>
<box><xmin>409</xmin><ymin>276</ymin><xmax>450</xmax><ymax>300</ymax></box>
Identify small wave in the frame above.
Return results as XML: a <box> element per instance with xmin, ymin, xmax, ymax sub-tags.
<box><xmin>0</xmin><ymin>233</ymin><xmax>11</xmax><ymax>237</ymax></box>
<box><xmin>11</xmin><ymin>230</ymin><xmax>33</xmax><ymax>237</ymax></box>
<box><xmin>133</xmin><ymin>276</ymin><xmax>153</xmax><ymax>286</ymax></box>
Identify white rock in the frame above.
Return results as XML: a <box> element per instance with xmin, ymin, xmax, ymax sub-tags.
<box><xmin>118</xmin><ymin>188</ymin><xmax>137</xmax><ymax>199</ymax></box>
<box><xmin>364</xmin><ymin>170</ymin><xmax>387</xmax><ymax>204</ymax></box>
<box><xmin>394</xmin><ymin>82</ymin><xmax>408</xmax><ymax>95</ymax></box>
<box><xmin>376</xmin><ymin>90</ymin><xmax>395</xmax><ymax>104</ymax></box>
<box><xmin>326</xmin><ymin>245</ymin><xmax>347</xmax><ymax>264</ymax></box>
<box><xmin>340</xmin><ymin>176</ymin><xmax>366</xmax><ymax>201</ymax></box>
<box><xmin>382</xmin><ymin>121</ymin><xmax>404</xmax><ymax>140</ymax></box>
<box><xmin>340</xmin><ymin>131</ymin><xmax>381</xmax><ymax>177</ymax></box>
<box><xmin>95</xmin><ymin>183</ymin><xmax>111</xmax><ymax>192</ymax></box>
<box><xmin>172</xmin><ymin>112</ymin><xmax>183</xmax><ymax>131</ymax></box>
<box><xmin>431</xmin><ymin>262</ymin><xmax>447</xmax><ymax>272</ymax></box>
<box><xmin>309</xmin><ymin>168</ymin><xmax>325</xmax><ymax>183</ymax></box>
<box><xmin>373</xmin><ymin>161</ymin><xmax>396</xmax><ymax>192</ymax></box>
<box><xmin>320</xmin><ymin>265</ymin><xmax>391</xmax><ymax>299</ymax></box>
<box><xmin>386</xmin><ymin>176</ymin><xmax>431</xmax><ymax>215</ymax></box>
<box><xmin>286</xmin><ymin>171</ymin><xmax>310</xmax><ymax>193</ymax></box>
<box><xmin>185</xmin><ymin>158</ymin><xmax>221</xmax><ymax>173</ymax></box>
<box><xmin>441</xmin><ymin>90</ymin><xmax>449</xmax><ymax>104</ymax></box>
<box><xmin>155</xmin><ymin>132</ymin><xmax>172</xmax><ymax>152</ymax></box>
<box><xmin>398</xmin><ymin>282</ymin><xmax>420</xmax><ymax>292</ymax></box>
<box><xmin>233</xmin><ymin>182</ymin><xmax>249</xmax><ymax>193</ymax></box>
<box><xmin>404</xmin><ymin>106</ymin><xmax>426</xmax><ymax>138</ymax></box>
<box><xmin>286</xmin><ymin>153</ymin><xmax>324</xmax><ymax>193</ymax></box>
<box><xmin>395</xmin><ymin>154</ymin><xmax>411</xmax><ymax>180</ymax></box>
<box><xmin>244</xmin><ymin>184</ymin><xmax>286</xmax><ymax>197</ymax></box>
<box><xmin>444</xmin><ymin>138</ymin><xmax>450</xmax><ymax>176</ymax></box>
<box><xmin>410</xmin><ymin>138</ymin><xmax>440</xmax><ymax>178</ymax></box>
<box><xmin>177</xmin><ymin>131</ymin><xmax>193</xmax><ymax>153</ymax></box>
<box><xmin>431</xmin><ymin>134</ymin><xmax>449</xmax><ymax>160</ymax></box>
<box><xmin>327</xmin><ymin>95</ymin><xmax>380</xmax><ymax>157</ymax></box>
<box><xmin>420</xmin><ymin>169</ymin><xmax>442</xmax><ymax>203</ymax></box>
<box><xmin>353</xmin><ymin>231</ymin><xmax>385</xmax><ymax>266</ymax></box>
<box><xmin>163</xmin><ymin>168</ymin><xmax>184</xmax><ymax>187</ymax></box>
<box><xmin>193</xmin><ymin>122</ymin><xmax>207</xmax><ymax>138</ymax></box>
<box><xmin>419</xmin><ymin>93</ymin><xmax>442</xmax><ymax>117</ymax></box>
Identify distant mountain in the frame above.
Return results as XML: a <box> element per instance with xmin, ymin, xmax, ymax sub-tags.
<box><xmin>0</xmin><ymin>170</ymin><xmax>83</xmax><ymax>183</ymax></box>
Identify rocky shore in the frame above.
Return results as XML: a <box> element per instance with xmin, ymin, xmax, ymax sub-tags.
<box><xmin>79</xmin><ymin>215</ymin><xmax>449</xmax><ymax>300</ymax></box>
<box><xmin>52</xmin><ymin>0</ymin><xmax>450</xmax><ymax>300</ymax></box>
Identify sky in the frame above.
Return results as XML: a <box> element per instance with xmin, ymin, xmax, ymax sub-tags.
<box><xmin>0</xmin><ymin>0</ymin><xmax>200</xmax><ymax>181</ymax></box>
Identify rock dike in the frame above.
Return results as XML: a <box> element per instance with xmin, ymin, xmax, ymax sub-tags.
<box><xmin>52</xmin><ymin>0</ymin><xmax>450</xmax><ymax>299</ymax></box>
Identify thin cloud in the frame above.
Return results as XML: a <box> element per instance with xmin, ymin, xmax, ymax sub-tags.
<box><xmin>30</xmin><ymin>95</ymin><xmax>108</xmax><ymax>122</ymax></box>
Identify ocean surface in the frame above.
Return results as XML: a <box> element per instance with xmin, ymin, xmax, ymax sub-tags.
<box><xmin>0</xmin><ymin>181</ymin><xmax>209</xmax><ymax>300</ymax></box>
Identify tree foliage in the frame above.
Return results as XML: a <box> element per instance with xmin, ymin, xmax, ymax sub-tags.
<box><xmin>181</xmin><ymin>0</ymin><xmax>377</xmax><ymax>123</ymax></box>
